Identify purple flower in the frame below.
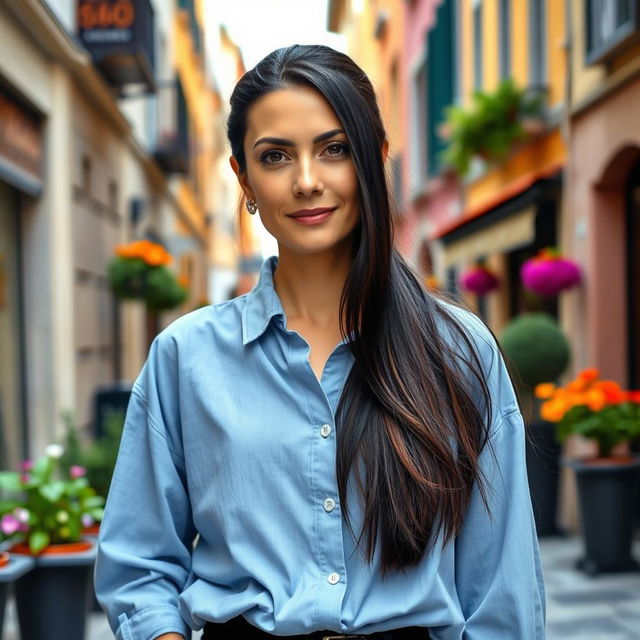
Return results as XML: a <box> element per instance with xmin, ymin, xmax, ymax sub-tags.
<box><xmin>1</xmin><ymin>513</ymin><xmax>20</xmax><ymax>536</ymax></box>
<box><xmin>20</xmin><ymin>460</ymin><xmax>33</xmax><ymax>472</ymax></box>
<box><xmin>70</xmin><ymin>465</ymin><xmax>86</xmax><ymax>479</ymax></box>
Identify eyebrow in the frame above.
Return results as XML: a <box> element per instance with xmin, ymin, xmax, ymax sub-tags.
<box><xmin>252</xmin><ymin>128</ymin><xmax>345</xmax><ymax>149</ymax></box>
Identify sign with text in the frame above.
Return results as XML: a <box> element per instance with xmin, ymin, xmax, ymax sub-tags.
<box><xmin>77</xmin><ymin>0</ymin><xmax>155</xmax><ymax>90</ymax></box>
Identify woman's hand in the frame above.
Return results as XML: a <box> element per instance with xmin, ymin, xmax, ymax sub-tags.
<box><xmin>155</xmin><ymin>635</ymin><xmax>184</xmax><ymax>640</ymax></box>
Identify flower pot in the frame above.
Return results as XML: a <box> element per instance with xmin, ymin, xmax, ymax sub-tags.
<box><xmin>11</xmin><ymin>540</ymin><xmax>97</xmax><ymax>640</ymax></box>
<box><xmin>566</xmin><ymin>456</ymin><xmax>640</xmax><ymax>575</ymax></box>
<box><xmin>0</xmin><ymin>553</ymin><xmax>35</xmax><ymax>640</ymax></box>
<box><xmin>526</xmin><ymin>420</ymin><xmax>563</xmax><ymax>536</ymax></box>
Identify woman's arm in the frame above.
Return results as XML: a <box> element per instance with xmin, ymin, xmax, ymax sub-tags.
<box><xmin>95</xmin><ymin>336</ymin><xmax>197</xmax><ymax>640</ymax></box>
<box><xmin>453</xmin><ymin>407</ymin><xmax>545</xmax><ymax>639</ymax></box>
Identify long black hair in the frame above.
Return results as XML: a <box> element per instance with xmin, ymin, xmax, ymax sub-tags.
<box><xmin>227</xmin><ymin>44</ymin><xmax>493</xmax><ymax>575</ymax></box>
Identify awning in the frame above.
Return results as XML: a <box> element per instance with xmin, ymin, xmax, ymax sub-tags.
<box><xmin>442</xmin><ymin>205</ymin><xmax>536</xmax><ymax>268</ymax></box>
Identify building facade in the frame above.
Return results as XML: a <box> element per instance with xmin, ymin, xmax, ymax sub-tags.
<box><xmin>0</xmin><ymin>0</ymin><xmax>218</xmax><ymax>466</ymax></box>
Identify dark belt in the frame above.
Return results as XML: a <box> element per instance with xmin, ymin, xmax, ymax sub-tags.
<box><xmin>202</xmin><ymin>615</ymin><xmax>430</xmax><ymax>640</ymax></box>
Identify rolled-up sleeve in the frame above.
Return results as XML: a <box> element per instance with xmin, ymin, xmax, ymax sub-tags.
<box><xmin>95</xmin><ymin>336</ymin><xmax>196</xmax><ymax>640</ymax></box>
<box><xmin>453</xmin><ymin>408</ymin><xmax>546</xmax><ymax>639</ymax></box>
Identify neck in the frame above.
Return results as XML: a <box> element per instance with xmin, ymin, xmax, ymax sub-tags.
<box><xmin>273</xmin><ymin>243</ymin><xmax>353</xmax><ymax>328</ymax></box>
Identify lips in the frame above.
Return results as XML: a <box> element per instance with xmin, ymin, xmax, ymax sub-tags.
<box><xmin>286</xmin><ymin>207</ymin><xmax>337</xmax><ymax>218</ymax></box>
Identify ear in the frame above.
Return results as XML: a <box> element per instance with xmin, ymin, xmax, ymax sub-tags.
<box><xmin>229</xmin><ymin>155</ymin><xmax>256</xmax><ymax>201</ymax></box>
<box><xmin>381</xmin><ymin>139</ymin><xmax>389</xmax><ymax>164</ymax></box>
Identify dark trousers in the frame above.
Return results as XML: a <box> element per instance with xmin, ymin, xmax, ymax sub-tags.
<box><xmin>202</xmin><ymin>615</ymin><xmax>430</xmax><ymax>640</ymax></box>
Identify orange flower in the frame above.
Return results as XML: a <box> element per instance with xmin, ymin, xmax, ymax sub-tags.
<box><xmin>114</xmin><ymin>240</ymin><xmax>172</xmax><ymax>266</ymax></box>
<box><xmin>578</xmin><ymin>368</ymin><xmax>599</xmax><ymax>382</ymax></box>
<box><xmin>584</xmin><ymin>389</ymin><xmax>606</xmax><ymax>412</ymax></box>
<box><xmin>567</xmin><ymin>379</ymin><xmax>587</xmax><ymax>393</ymax></box>
<box><xmin>144</xmin><ymin>246</ymin><xmax>172</xmax><ymax>266</ymax></box>
<box><xmin>540</xmin><ymin>399</ymin><xmax>568</xmax><ymax>422</ymax></box>
<box><xmin>534</xmin><ymin>383</ymin><xmax>556</xmax><ymax>399</ymax></box>
<box><xmin>597</xmin><ymin>380</ymin><xmax>626</xmax><ymax>404</ymax></box>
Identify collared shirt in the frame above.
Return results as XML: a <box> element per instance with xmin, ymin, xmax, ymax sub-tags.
<box><xmin>95</xmin><ymin>255</ymin><xmax>545</xmax><ymax>640</ymax></box>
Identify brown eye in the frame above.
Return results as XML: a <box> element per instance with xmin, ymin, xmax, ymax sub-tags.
<box><xmin>325</xmin><ymin>142</ymin><xmax>349</xmax><ymax>157</ymax></box>
<box><xmin>260</xmin><ymin>150</ymin><xmax>288</xmax><ymax>165</ymax></box>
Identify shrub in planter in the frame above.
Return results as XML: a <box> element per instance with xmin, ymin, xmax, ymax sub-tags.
<box><xmin>500</xmin><ymin>313</ymin><xmax>571</xmax><ymax>536</ymax></box>
<box><xmin>499</xmin><ymin>313</ymin><xmax>571</xmax><ymax>390</ymax></box>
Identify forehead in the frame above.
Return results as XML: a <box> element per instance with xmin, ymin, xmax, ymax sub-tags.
<box><xmin>244</xmin><ymin>86</ymin><xmax>343</xmax><ymax>141</ymax></box>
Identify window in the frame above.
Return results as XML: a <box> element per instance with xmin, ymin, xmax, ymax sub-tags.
<box><xmin>499</xmin><ymin>0</ymin><xmax>511</xmax><ymax>79</ymax></box>
<box><xmin>426</xmin><ymin>0</ymin><xmax>457</xmax><ymax>175</ymax></box>
<box><xmin>473</xmin><ymin>0</ymin><xmax>483</xmax><ymax>90</ymax></box>
<box><xmin>409</xmin><ymin>58</ymin><xmax>428</xmax><ymax>189</ymax></box>
<box><xmin>586</xmin><ymin>0</ymin><xmax>639</xmax><ymax>65</ymax></box>
<box><xmin>528</xmin><ymin>0</ymin><xmax>547</xmax><ymax>89</ymax></box>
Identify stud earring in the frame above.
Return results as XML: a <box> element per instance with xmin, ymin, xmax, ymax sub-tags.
<box><xmin>246</xmin><ymin>199</ymin><xmax>258</xmax><ymax>215</ymax></box>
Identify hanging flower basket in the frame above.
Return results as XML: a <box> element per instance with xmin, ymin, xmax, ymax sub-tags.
<box><xmin>459</xmin><ymin>266</ymin><xmax>500</xmax><ymax>295</ymax></box>
<box><xmin>521</xmin><ymin>248</ymin><xmax>581</xmax><ymax>297</ymax></box>
<box><xmin>108</xmin><ymin>240</ymin><xmax>188</xmax><ymax>312</ymax></box>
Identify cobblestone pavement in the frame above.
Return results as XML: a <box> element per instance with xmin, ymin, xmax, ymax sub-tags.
<box><xmin>2</xmin><ymin>535</ymin><xmax>639</xmax><ymax>639</ymax></box>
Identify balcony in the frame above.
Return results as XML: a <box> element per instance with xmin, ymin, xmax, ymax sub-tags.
<box><xmin>77</xmin><ymin>0</ymin><xmax>156</xmax><ymax>92</ymax></box>
<box><xmin>586</xmin><ymin>0</ymin><xmax>640</xmax><ymax>66</ymax></box>
<box><xmin>153</xmin><ymin>78</ymin><xmax>190</xmax><ymax>174</ymax></box>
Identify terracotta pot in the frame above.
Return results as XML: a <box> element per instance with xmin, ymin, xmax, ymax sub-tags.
<box><xmin>10</xmin><ymin>540</ymin><xmax>93</xmax><ymax>556</ymax></box>
<box><xmin>0</xmin><ymin>551</ymin><xmax>8</xmax><ymax>569</ymax></box>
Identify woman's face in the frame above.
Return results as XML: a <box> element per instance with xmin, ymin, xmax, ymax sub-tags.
<box><xmin>231</xmin><ymin>85</ymin><xmax>360</xmax><ymax>256</ymax></box>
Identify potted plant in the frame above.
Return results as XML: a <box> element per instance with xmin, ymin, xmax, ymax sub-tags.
<box><xmin>521</xmin><ymin>247</ymin><xmax>581</xmax><ymax>297</ymax></box>
<box><xmin>499</xmin><ymin>313</ymin><xmax>571</xmax><ymax>536</ymax></box>
<box><xmin>459</xmin><ymin>265</ymin><xmax>500</xmax><ymax>295</ymax></box>
<box><xmin>0</xmin><ymin>444</ymin><xmax>105</xmax><ymax>640</ymax></box>
<box><xmin>108</xmin><ymin>239</ymin><xmax>188</xmax><ymax>346</ymax></box>
<box><xmin>0</xmin><ymin>548</ymin><xmax>33</xmax><ymax>639</ymax></box>
<box><xmin>439</xmin><ymin>78</ymin><xmax>546</xmax><ymax>176</ymax></box>
<box><xmin>535</xmin><ymin>369</ymin><xmax>640</xmax><ymax>574</ymax></box>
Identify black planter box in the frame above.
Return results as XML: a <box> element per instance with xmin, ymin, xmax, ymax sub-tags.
<box><xmin>567</xmin><ymin>456</ymin><xmax>640</xmax><ymax>575</ymax></box>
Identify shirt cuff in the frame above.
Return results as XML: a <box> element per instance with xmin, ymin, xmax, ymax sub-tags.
<box><xmin>115</xmin><ymin>606</ymin><xmax>191</xmax><ymax>640</ymax></box>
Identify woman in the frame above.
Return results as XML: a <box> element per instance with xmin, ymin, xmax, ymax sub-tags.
<box><xmin>95</xmin><ymin>45</ymin><xmax>545</xmax><ymax>640</ymax></box>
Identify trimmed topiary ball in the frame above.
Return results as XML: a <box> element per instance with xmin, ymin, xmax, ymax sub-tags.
<box><xmin>499</xmin><ymin>313</ymin><xmax>570</xmax><ymax>386</ymax></box>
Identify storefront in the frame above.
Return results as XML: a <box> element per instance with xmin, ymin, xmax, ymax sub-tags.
<box><xmin>0</xmin><ymin>82</ymin><xmax>44</xmax><ymax>467</ymax></box>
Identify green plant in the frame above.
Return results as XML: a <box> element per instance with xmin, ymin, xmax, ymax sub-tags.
<box><xmin>536</xmin><ymin>370</ymin><xmax>640</xmax><ymax>457</ymax></box>
<box><xmin>500</xmin><ymin>313</ymin><xmax>570</xmax><ymax>388</ymax></box>
<box><xmin>0</xmin><ymin>445</ymin><xmax>105</xmax><ymax>553</ymax></box>
<box><xmin>439</xmin><ymin>78</ymin><xmax>545</xmax><ymax>175</ymax></box>
<box><xmin>108</xmin><ymin>240</ymin><xmax>188</xmax><ymax>312</ymax></box>
<box><xmin>60</xmin><ymin>410</ymin><xmax>125</xmax><ymax>500</ymax></box>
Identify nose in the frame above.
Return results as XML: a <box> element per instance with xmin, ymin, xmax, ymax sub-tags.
<box><xmin>293</xmin><ymin>156</ymin><xmax>323</xmax><ymax>197</ymax></box>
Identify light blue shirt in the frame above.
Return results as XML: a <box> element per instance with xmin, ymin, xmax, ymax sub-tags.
<box><xmin>95</xmin><ymin>255</ymin><xmax>545</xmax><ymax>640</ymax></box>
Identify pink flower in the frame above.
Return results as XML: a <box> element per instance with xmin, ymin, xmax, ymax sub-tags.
<box><xmin>1</xmin><ymin>513</ymin><xmax>20</xmax><ymax>536</ymax></box>
<box><xmin>70</xmin><ymin>465</ymin><xmax>86</xmax><ymax>478</ymax></box>
<box><xmin>20</xmin><ymin>473</ymin><xmax>30</xmax><ymax>484</ymax></box>
<box><xmin>81</xmin><ymin>514</ymin><xmax>94</xmax><ymax>528</ymax></box>
<box><xmin>20</xmin><ymin>460</ymin><xmax>33</xmax><ymax>472</ymax></box>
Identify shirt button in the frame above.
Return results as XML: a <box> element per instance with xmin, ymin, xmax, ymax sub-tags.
<box><xmin>320</xmin><ymin>424</ymin><xmax>332</xmax><ymax>438</ymax></box>
<box><xmin>327</xmin><ymin>572</ymin><xmax>340</xmax><ymax>584</ymax></box>
<box><xmin>323</xmin><ymin>497</ymin><xmax>336</xmax><ymax>512</ymax></box>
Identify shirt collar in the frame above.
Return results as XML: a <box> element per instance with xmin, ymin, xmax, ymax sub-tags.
<box><xmin>242</xmin><ymin>255</ymin><xmax>286</xmax><ymax>345</ymax></box>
